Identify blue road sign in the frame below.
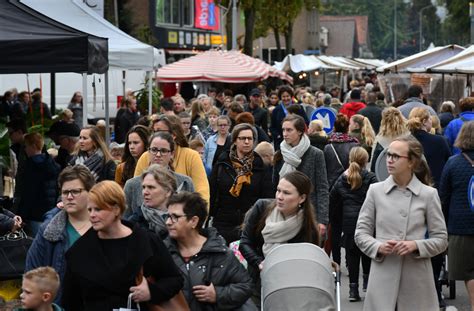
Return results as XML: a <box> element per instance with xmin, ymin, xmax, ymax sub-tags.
<box><xmin>311</xmin><ymin>107</ymin><xmax>336</xmax><ymax>134</ymax></box>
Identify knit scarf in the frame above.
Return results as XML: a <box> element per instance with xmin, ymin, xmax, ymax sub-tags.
<box><xmin>141</xmin><ymin>204</ymin><xmax>168</xmax><ymax>237</ymax></box>
<box><xmin>279</xmin><ymin>134</ymin><xmax>311</xmax><ymax>177</ymax></box>
<box><xmin>228</xmin><ymin>144</ymin><xmax>254</xmax><ymax>197</ymax></box>
<box><xmin>74</xmin><ymin>149</ymin><xmax>105</xmax><ymax>181</ymax></box>
<box><xmin>262</xmin><ymin>207</ymin><xmax>304</xmax><ymax>256</ymax></box>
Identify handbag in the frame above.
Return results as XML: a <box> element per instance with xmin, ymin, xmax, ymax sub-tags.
<box><xmin>0</xmin><ymin>229</ymin><xmax>33</xmax><ymax>280</ymax></box>
<box><xmin>135</xmin><ymin>268</ymin><xmax>190</xmax><ymax>311</ymax></box>
<box><xmin>113</xmin><ymin>293</ymin><xmax>140</xmax><ymax>311</ymax></box>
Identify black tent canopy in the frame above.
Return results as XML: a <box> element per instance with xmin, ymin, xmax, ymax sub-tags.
<box><xmin>0</xmin><ymin>0</ymin><xmax>108</xmax><ymax>74</ymax></box>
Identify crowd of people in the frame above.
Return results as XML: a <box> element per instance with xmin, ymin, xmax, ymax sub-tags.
<box><xmin>0</xmin><ymin>79</ymin><xmax>473</xmax><ymax>311</ymax></box>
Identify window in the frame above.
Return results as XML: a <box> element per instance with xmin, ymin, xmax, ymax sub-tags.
<box><xmin>155</xmin><ymin>0</ymin><xmax>193</xmax><ymax>26</ymax></box>
<box><xmin>183</xmin><ymin>0</ymin><xmax>193</xmax><ymax>26</ymax></box>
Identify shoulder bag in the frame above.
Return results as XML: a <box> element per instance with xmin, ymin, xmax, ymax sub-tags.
<box><xmin>0</xmin><ymin>228</ymin><xmax>33</xmax><ymax>280</ymax></box>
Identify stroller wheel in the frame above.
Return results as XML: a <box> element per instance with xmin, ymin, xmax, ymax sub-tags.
<box><xmin>449</xmin><ymin>280</ymin><xmax>456</xmax><ymax>299</ymax></box>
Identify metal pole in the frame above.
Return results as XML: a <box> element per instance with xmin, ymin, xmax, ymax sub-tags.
<box><xmin>394</xmin><ymin>0</ymin><xmax>397</xmax><ymax>60</ymax></box>
<box><xmin>113</xmin><ymin>0</ymin><xmax>119</xmax><ymax>27</ymax></box>
<box><xmin>82</xmin><ymin>73</ymin><xmax>88</xmax><ymax>127</ymax></box>
<box><xmin>148</xmin><ymin>71</ymin><xmax>153</xmax><ymax>115</ymax></box>
<box><xmin>232</xmin><ymin>0</ymin><xmax>238</xmax><ymax>50</ymax></box>
<box><xmin>50</xmin><ymin>73</ymin><xmax>56</xmax><ymax>115</ymax></box>
<box><xmin>419</xmin><ymin>5</ymin><xmax>433</xmax><ymax>52</ymax></box>
<box><xmin>441</xmin><ymin>73</ymin><xmax>445</xmax><ymax>103</ymax></box>
<box><xmin>105</xmin><ymin>71</ymin><xmax>110</xmax><ymax>144</ymax></box>
<box><xmin>470</xmin><ymin>2</ymin><xmax>474</xmax><ymax>44</ymax></box>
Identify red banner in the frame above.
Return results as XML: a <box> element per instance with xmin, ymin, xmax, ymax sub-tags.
<box><xmin>194</xmin><ymin>0</ymin><xmax>220</xmax><ymax>31</ymax></box>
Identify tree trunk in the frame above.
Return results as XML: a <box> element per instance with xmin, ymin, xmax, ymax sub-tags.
<box><xmin>273</xmin><ymin>27</ymin><xmax>282</xmax><ymax>61</ymax></box>
<box><xmin>226</xmin><ymin>8</ymin><xmax>233</xmax><ymax>50</ymax></box>
<box><xmin>284</xmin><ymin>21</ymin><xmax>293</xmax><ymax>56</ymax></box>
<box><xmin>243</xmin><ymin>8</ymin><xmax>256</xmax><ymax>56</ymax></box>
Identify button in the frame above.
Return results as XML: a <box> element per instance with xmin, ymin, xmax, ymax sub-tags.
<box><xmin>404</xmin><ymin>191</ymin><xmax>411</xmax><ymax>197</ymax></box>
<box><xmin>400</xmin><ymin>211</ymin><xmax>407</xmax><ymax>217</ymax></box>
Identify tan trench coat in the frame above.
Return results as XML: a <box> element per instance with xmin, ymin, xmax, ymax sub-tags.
<box><xmin>355</xmin><ymin>175</ymin><xmax>448</xmax><ymax>311</ymax></box>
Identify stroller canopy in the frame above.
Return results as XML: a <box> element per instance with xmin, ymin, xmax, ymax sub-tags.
<box><xmin>261</xmin><ymin>243</ymin><xmax>336</xmax><ymax>311</ymax></box>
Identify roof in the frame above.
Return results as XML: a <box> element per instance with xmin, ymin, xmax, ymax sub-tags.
<box><xmin>320</xmin><ymin>15</ymin><xmax>369</xmax><ymax>46</ymax></box>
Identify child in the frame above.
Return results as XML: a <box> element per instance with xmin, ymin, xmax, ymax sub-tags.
<box><xmin>16</xmin><ymin>267</ymin><xmax>63</xmax><ymax>311</ymax></box>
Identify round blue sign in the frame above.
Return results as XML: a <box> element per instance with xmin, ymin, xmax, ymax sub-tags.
<box><xmin>311</xmin><ymin>107</ymin><xmax>337</xmax><ymax>134</ymax></box>
<box><xmin>469</xmin><ymin>176</ymin><xmax>474</xmax><ymax>212</ymax></box>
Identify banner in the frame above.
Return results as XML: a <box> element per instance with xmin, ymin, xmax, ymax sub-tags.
<box><xmin>195</xmin><ymin>0</ymin><xmax>220</xmax><ymax>31</ymax></box>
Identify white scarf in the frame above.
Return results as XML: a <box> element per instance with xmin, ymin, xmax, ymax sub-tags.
<box><xmin>279</xmin><ymin>134</ymin><xmax>311</xmax><ymax>177</ymax></box>
<box><xmin>262</xmin><ymin>207</ymin><xmax>304</xmax><ymax>256</ymax></box>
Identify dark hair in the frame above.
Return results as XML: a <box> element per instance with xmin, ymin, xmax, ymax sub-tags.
<box><xmin>58</xmin><ymin>165</ymin><xmax>95</xmax><ymax>191</ymax></box>
<box><xmin>231</xmin><ymin>123</ymin><xmax>257</xmax><ymax>144</ymax></box>
<box><xmin>367</xmin><ymin>91</ymin><xmax>377</xmax><ymax>103</ymax></box>
<box><xmin>155</xmin><ymin>115</ymin><xmax>189</xmax><ymax>148</ymax></box>
<box><xmin>350</xmin><ymin>89</ymin><xmax>361</xmax><ymax>100</ymax></box>
<box><xmin>167</xmin><ymin>192</ymin><xmax>208</xmax><ymax>231</ymax></box>
<box><xmin>160</xmin><ymin>98</ymin><xmax>174</xmax><ymax>112</ymax></box>
<box><xmin>282</xmin><ymin>114</ymin><xmax>306</xmax><ymax>135</ymax></box>
<box><xmin>334</xmin><ymin>113</ymin><xmax>349</xmax><ymax>133</ymax></box>
<box><xmin>376</xmin><ymin>92</ymin><xmax>385</xmax><ymax>101</ymax></box>
<box><xmin>229</xmin><ymin>102</ymin><xmax>244</xmax><ymax>114</ymax></box>
<box><xmin>278</xmin><ymin>85</ymin><xmax>294</xmax><ymax>98</ymax></box>
<box><xmin>69</xmin><ymin>91</ymin><xmax>83</xmax><ymax>105</ymax></box>
<box><xmin>408</xmin><ymin>85</ymin><xmax>423</xmax><ymax>98</ymax></box>
<box><xmin>235</xmin><ymin>112</ymin><xmax>255</xmax><ymax>125</ymax></box>
<box><xmin>393</xmin><ymin>135</ymin><xmax>432</xmax><ymax>186</ymax></box>
<box><xmin>6</xmin><ymin>119</ymin><xmax>27</xmax><ymax>133</ymax></box>
<box><xmin>150</xmin><ymin>131</ymin><xmax>175</xmax><ymax>153</ymax></box>
<box><xmin>256</xmin><ymin>171</ymin><xmax>319</xmax><ymax>244</ymax></box>
<box><xmin>121</xmin><ymin>125</ymin><xmax>151</xmax><ymax>185</ymax></box>
<box><xmin>459</xmin><ymin>97</ymin><xmax>474</xmax><ymax>112</ymax></box>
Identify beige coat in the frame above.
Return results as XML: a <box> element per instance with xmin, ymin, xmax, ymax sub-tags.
<box><xmin>355</xmin><ymin>175</ymin><xmax>447</xmax><ymax>311</ymax></box>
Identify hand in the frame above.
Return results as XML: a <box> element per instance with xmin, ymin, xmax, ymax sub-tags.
<box><xmin>56</xmin><ymin>202</ymin><xmax>64</xmax><ymax>209</ymax></box>
<box><xmin>12</xmin><ymin>216</ymin><xmax>22</xmax><ymax>231</ymax></box>
<box><xmin>318</xmin><ymin>224</ymin><xmax>327</xmax><ymax>237</ymax></box>
<box><xmin>130</xmin><ymin>277</ymin><xmax>151</xmax><ymax>303</ymax></box>
<box><xmin>258</xmin><ymin>261</ymin><xmax>264</xmax><ymax>271</ymax></box>
<box><xmin>393</xmin><ymin>241</ymin><xmax>417</xmax><ymax>256</ymax></box>
<box><xmin>378</xmin><ymin>240</ymin><xmax>397</xmax><ymax>256</ymax></box>
<box><xmin>193</xmin><ymin>283</ymin><xmax>216</xmax><ymax>304</ymax></box>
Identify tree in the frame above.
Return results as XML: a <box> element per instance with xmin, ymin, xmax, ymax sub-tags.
<box><xmin>442</xmin><ymin>0</ymin><xmax>470</xmax><ymax>45</ymax></box>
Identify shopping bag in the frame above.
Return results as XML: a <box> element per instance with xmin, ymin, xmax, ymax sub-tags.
<box><xmin>0</xmin><ymin>229</ymin><xmax>33</xmax><ymax>280</ymax></box>
<box><xmin>113</xmin><ymin>293</ymin><xmax>141</xmax><ymax>311</ymax></box>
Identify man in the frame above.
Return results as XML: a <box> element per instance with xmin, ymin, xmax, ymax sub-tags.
<box><xmin>227</xmin><ymin>102</ymin><xmax>244</xmax><ymax>131</ymax></box>
<box><xmin>6</xmin><ymin>119</ymin><xmax>27</xmax><ymax>163</ymax></box>
<box><xmin>444</xmin><ymin>97</ymin><xmax>474</xmax><ymax>154</ymax></box>
<box><xmin>47</xmin><ymin>121</ymin><xmax>80</xmax><ymax>169</ymax></box>
<box><xmin>10</xmin><ymin>91</ymin><xmax>29</xmax><ymax>120</ymax></box>
<box><xmin>339</xmin><ymin>89</ymin><xmax>366</xmax><ymax>118</ymax></box>
<box><xmin>114</xmin><ymin>96</ymin><xmax>139</xmax><ymax>143</ymax></box>
<box><xmin>398</xmin><ymin>84</ymin><xmax>436</xmax><ymax>119</ymax></box>
<box><xmin>245</xmin><ymin>88</ymin><xmax>268</xmax><ymax>134</ymax></box>
<box><xmin>26</xmin><ymin>91</ymin><xmax>52</xmax><ymax>126</ymax></box>
<box><xmin>159</xmin><ymin>97</ymin><xmax>175</xmax><ymax>116</ymax></box>
<box><xmin>358</xmin><ymin>91</ymin><xmax>383</xmax><ymax>134</ymax></box>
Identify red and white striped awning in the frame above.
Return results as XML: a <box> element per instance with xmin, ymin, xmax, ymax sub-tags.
<box><xmin>157</xmin><ymin>50</ymin><xmax>293</xmax><ymax>84</ymax></box>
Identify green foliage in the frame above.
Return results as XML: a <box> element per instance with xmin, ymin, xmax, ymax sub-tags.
<box><xmin>134</xmin><ymin>77</ymin><xmax>162</xmax><ymax>115</ymax></box>
<box><xmin>441</xmin><ymin>0</ymin><xmax>470</xmax><ymax>45</ymax></box>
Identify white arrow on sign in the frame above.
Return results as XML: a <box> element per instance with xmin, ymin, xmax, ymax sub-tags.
<box><xmin>316</xmin><ymin>113</ymin><xmax>331</xmax><ymax>129</ymax></box>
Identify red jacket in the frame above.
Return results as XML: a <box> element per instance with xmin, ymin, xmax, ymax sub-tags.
<box><xmin>339</xmin><ymin>101</ymin><xmax>366</xmax><ymax>118</ymax></box>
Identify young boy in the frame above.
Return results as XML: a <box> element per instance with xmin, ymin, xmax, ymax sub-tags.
<box><xmin>16</xmin><ymin>267</ymin><xmax>63</xmax><ymax>311</ymax></box>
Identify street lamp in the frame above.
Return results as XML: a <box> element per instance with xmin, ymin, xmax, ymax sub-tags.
<box><xmin>419</xmin><ymin>4</ymin><xmax>433</xmax><ymax>52</ymax></box>
<box><xmin>394</xmin><ymin>0</ymin><xmax>397</xmax><ymax>60</ymax></box>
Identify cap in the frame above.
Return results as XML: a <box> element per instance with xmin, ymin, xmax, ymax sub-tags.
<box><xmin>47</xmin><ymin>121</ymin><xmax>80</xmax><ymax>137</ymax></box>
<box><xmin>249</xmin><ymin>88</ymin><xmax>261</xmax><ymax>97</ymax></box>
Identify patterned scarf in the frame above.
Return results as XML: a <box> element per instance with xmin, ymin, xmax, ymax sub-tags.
<box><xmin>74</xmin><ymin>149</ymin><xmax>105</xmax><ymax>181</ymax></box>
<box><xmin>228</xmin><ymin>144</ymin><xmax>254</xmax><ymax>197</ymax></box>
<box><xmin>141</xmin><ymin>204</ymin><xmax>168</xmax><ymax>237</ymax></box>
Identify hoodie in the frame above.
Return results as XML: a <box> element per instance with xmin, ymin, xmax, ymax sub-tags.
<box><xmin>339</xmin><ymin>101</ymin><xmax>366</xmax><ymax>118</ymax></box>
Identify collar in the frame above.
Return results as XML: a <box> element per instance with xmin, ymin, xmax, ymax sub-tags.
<box><xmin>384</xmin><ymin>175</ymin><xmax>422</xmax><ymax>195</ymax></box>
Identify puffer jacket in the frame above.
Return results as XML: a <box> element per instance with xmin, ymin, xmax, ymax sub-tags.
<box><xmin>164</xmin><ymin>228</ymin><xmax>253</xmax><ymax>310</ymax></box>
<box><xmin>210</xmin><ymin>151</ymin><xmax>273</xmax><ymax>244</ymax></box>
<box><xmin>0</xmin><ymin>207</ymin><xmax>15</xmax><ymax>234</ymax></box>
<box><xmin>329</xmin><ymin>170</ymin><xmax>377</xmax><ymax>237</ymax></box>
<box><xmin>25</xmin><ymin>208</ymin><xmax>69</xmax><ymax>304</ymax></box>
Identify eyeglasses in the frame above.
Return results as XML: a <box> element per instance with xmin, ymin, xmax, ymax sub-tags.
<box><xmin>386</xmin><ymin>152</ymin><xmax>409</xmax><ymax>162</ymax></box>
<box><xmin>149</xmin><ymin>147</ymin><xmax>171</xmax><ymax>155</ymax></box>
<box><xmin>164</xmin><ymin>213</ymin><xmax>188</xmax><ymax>223</ymax></box>
<box><xmin>236</xmin><ymin>136</ymin><xmax>254</xmax><ymax>142</ymax></box>
<box><xmin>61</xmin><ymin>188</ymin><xmax>84</xmax><ymax>198</ymax></box>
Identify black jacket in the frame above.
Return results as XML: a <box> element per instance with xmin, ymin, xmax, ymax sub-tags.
<box><xmin>210</xmin><ymin>151</ymin><xmax>273</xmax><ymax>244</ymax></box>
<box><xmin>245</xmin><ymin>104</ymin><xmax>268</xmax><ymax>134</ymax></box>
<box><xmin>114</xmin><ymin>108</ymin><xmax>138</xmax><ymax>144</ymax></box>
<box><xmin>164</xmin><ymin>228</ymin><xmax>253</xmax><ymax>310</ymax></box>
<box><xmin>62</xmin><ymin>221</ymin><xmax>183</xmax><ymax>311</ymax></box>
<box><xmin>308</xmin><ymin>134</ymin><xmax>328</xmax><ymax>151</ymax></box>
<box><xmin>357</xmin><ymin>102</ymin><xmax>383</xmax><ymax>134</ymax></box>
<box><xmin>329</xmin><ymin>170</ymin><xmax>377</xmax><ymax>237</ymax></box>
<box><xmin>323</xmin><ymin>135</ymin><xmax>359</xmax><ymax>189</ymax></box>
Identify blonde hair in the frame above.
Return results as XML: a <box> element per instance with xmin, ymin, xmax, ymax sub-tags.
<box><xmin>89</xmin><ymin>180</ymin><xmax>126</xmax><ymax>215</ymax></box>
<box><xmin>379</xmin><ymin>107</ymin><xmax>408</xmax><ymax>138</ymax></box>
<box><xmin>351</xmin><ymin>114</ymin><xmax>375</xmax><ymax>147</ymax></box>
<box><xmin>430</xmin><ymin>115</ymin><xmax>441</xmax><ymax>134</ymax></box>
<box><xmin>407</xmin><ymin>107</ymin><xmax>431</xmax><ymax>132</ymax></box>
<box><xmin>75</xmin><ymin>125</ymin><xmax>114</xmax><ymax>162</ymax></box>
<box><xmin>308</xmin><ymin>120</ymin><xmax>327</xmax><ymax>137</ymax></box>
<box><xmin>302</xmin><ymin>92</ymin><xmax>315</xmax><ymax>106</ymax></box>
<box><xmin>347</xmin><ymin>147</ymin><xmax>369</xmax><ymax>190</ymax></box>
<box><xmin>255</xmin><ymin>141</ymin><xmax>274</xmax><ymax>159</ymax></box>
<box><xmin>23</xmin><ymin>267</ymin><xmax>60</xmax><ymax>298</ymax></box>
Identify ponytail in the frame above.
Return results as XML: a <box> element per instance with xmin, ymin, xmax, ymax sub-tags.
<box><xmin>347</xmin><ymin>162</ymin><xmax>363</xmax><ymax>190</ymax></box>
<box><xmin>407</xmin><ymin>117</ymin><xmax>424</xmax><ymax>133</ymax></box>
<box><xmin>360</xmin><ymin>117</ymin><xmax>375</xmax><ymax>147</ymax></box>
<box><xmin>347</xmin><ymin>147</ymin><xmax>369</xmax><ymax>190</ymax></box>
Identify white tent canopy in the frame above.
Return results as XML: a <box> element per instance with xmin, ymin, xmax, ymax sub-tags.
<box><xmin>426</xmin><ymin>45</ymin><xmax>474</xmax><ymax>74</ymax></box>
<box><xmin>21</xmin><ymin>0</ymin><xmax>165</xmax><ymax>70</ymax></box>
<box><xmin>376</xmin><ymin>44</ymin><xmax>465</xmax><ymax>73</ymax></box>
<box><xmin>273</xmin><ymin>54</ymin><xmax>336</xmax><ymax>72</ymax></box>
<box><xmin>354</xmin><ymin>58</ymin><xmax>388</xmax><ymax>69</ymax></box>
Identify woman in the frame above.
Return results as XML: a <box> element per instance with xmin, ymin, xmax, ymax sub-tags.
<box><xmin>349</xmin><ymin>114</ymin><xmax>375</xmax><ymax>159</ymax></box>
<box><xmin>203</xmin><ymin>115</ymin><xmax>231</xmax><ymax>173</ymax></box>
<box><xmin>134</xmin><ymin>115</ymin><xmax>209</xmax><ymax>203</ymax></box>
<box><xmin>67</xmin><ymin>91</ymin><xmax>83</xmax><ymax>128</ymax></box>
<box><xmin>115</xmin><ymin>125</ymin><xmax>151</xmax><ymax>187</ymax></box>
<box><xmin>439</xmin><ymin>121</ymin><xmax>474</xmax><ymax>311</ymax></box>
<box><xmin>179</xmin><ymin>111</ymin><xmax>205</xmax><ymax>143</ymax></box>
<box><xmin>191</xmin><ymin>100</ymin><xmax>209</xmax><ymax>132</ymax></box>
<box><xmin>164</xmin><ymin>192</ymin><xmax>253</xmax><ymax>310</ymax></box>
<box><xmin>266</xmin><ymin>91</ymin><xmax>279</xmax><ymax>114</ymax></box>
<box><xmin>269</xmin><ymin>85</ymin><xmax>309</xmax><ymax>150</ymax></box>
<box><xmin>330</xmin><ymin>147</ymin><xmax>377</xmax><ymax>301</ymax></box>
<box><xmin>355</xmin><ymin>136</ymin><xmax>448</xmax><ymax>311</ymax></box>
<box><xmin>240</xmin><ymin>171</ymin><xmax>320</xmax><ymax>305</ymax></box>
<box><xmin>307</xmin><ymin>119</ymin><xmax>328</xmax><ymax>151</ymax></box>
<box><xmin>210</xmin><ymin>123</ymin><xmax>273</xmax><ymax>244</ymax></box>
<box><xmin>62</xmin><ymin>181</ymin><xmax>183</xmax><ymax>311</ymax></box>
<box><xmin>438</xmin><ymin>101</ymin><xmax>455</xmax><ymax>131</ymax></box>
<box><xmin>123</xmin><ymin>132</ymin><xmax>194</xmax><ymax>217</ymax></box>
<box><xmin>128</xmin><ymin>164</ymin><xmax>177</xmax><ymax>239</ymax></box>
<box><xmin>70</xmin><ymin>125</ymin><xmax>116</xmax><ymax>182</ymax></box>
<box><xmin>407</xmin><ymin>107</ymin><xmax>451</xmax><ymax>187</ymax></box>
<box><xmin>370</xmin><ymin>107</ymin><xmax>410</xmax><ymax>172</ymax></box>
<box><xmin>274</xmin><ymin>114</ymin><xmax>329</xmax><ymax>236</ymax></box>
<box><xmin>26</xmin><ymin>165</ymin><xmax>95</xmax><ymax>304</ymax></box>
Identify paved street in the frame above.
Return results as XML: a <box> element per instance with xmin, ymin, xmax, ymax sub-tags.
<box><xmin>337</xmin><ymin>249</ymin><xmax>471</xmax><ymax>311</ymax></box>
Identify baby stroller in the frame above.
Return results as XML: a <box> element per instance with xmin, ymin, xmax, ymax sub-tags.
<box><xmin>261</xmin><ymin>243</ymin><xmax>341</xmax><ymax>311</ymax></box>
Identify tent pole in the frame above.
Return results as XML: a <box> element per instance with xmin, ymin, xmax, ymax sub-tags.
<box><xmin>441</xmin><ymin>73</ymin><xmax>445</xmax><ymax>103</ymax></box>
<box><xmin>105</xmin><ymin>71</ymin><xmax>110</xmax><ymax>145</ymax></box>
<box><xmin>148</xmin><ymin>71</ymin><xmax>153</xmax><ymax>115</ymax></box>
<box><xmin>50</xmin><ymin>73</ymin><xmax>56</xmax><ymax>115</ymax></box>
<box><xmin>122</xmin><ymin>70</ymin><xmax>126</xmax><ymax>96</ymax></box>
<box><xmin>82</xmin><ymin>73</ymin><xmax>88</xmax><ymax>127</ymax></box>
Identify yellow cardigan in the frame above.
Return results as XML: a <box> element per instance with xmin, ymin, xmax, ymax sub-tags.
<box><xmin>134</xmin><ymin>146</ymin><xmax>210</xmax><ymax>203</ymax></box>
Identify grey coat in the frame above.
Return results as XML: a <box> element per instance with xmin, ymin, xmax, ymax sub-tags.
<box><xmin>355</xmin><ymin>175</ymin><xmax>448</xmax><ymax>311</ymax></box>
<box><xmin>123</xmin><ymin>172</ymin><xmax>194</xmax><ymax>218</ymax></box>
